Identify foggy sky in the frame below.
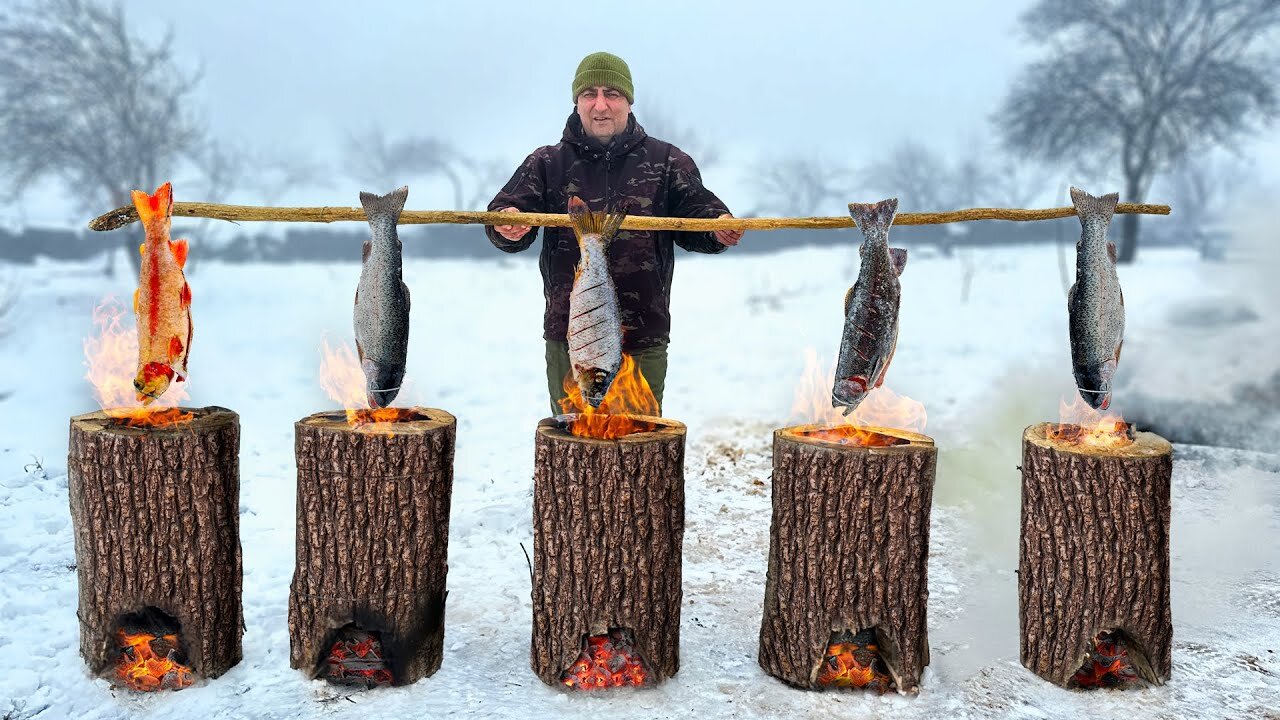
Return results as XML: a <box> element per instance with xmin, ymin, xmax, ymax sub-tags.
<box><xmin>5</xmin><ymin>0</ymin><xmax>1278</xmax><ymax>227</ymax></box>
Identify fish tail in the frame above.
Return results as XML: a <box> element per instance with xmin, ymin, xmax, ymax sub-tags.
<box><xmin>1069</xmin><ymin>187</ymin><xmax>1119</xmax><ymax>228</ymax></box>
<box><xmin>568</xmin><ymin>196</ymin><xmax>601</xmax><ymax>243</ymax></box>
<box><xmin>599</xmin><ymin>200</ymin><xmax>630</xmax><ymax>242</ymax></box>
<box><xmin>359</xmin><ymin>185</ymin><xmax>409</xmax><ymax>224</ymax></box>
<box><xmin>848</xmin><ymin>198</ymin><xmax>899</xmax><ymax>232</ymax></box>
<box><xmin>131</xmin><ymin>182</ymin><xmax>173</xmax><ymax>225</ymax></box>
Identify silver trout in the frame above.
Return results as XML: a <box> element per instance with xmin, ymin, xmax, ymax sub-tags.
<box><xmin>832</xmin><ymin>198</ymin><xmax>907</xmax><ymax>415</ymax></box>
<box><xmin>566</xmin><ymin>195</ymin><xmax>627</xmax><ymax>408</ymax></box>
<box><xmin>1068</xmin><ymin>186</ymin><xmax>1124</xmax><ymax>410</ymax></box>
<box><xmin>353</xmin><ymin>186</ymin><xmax>411</xmax><ymax>408</ymax></box>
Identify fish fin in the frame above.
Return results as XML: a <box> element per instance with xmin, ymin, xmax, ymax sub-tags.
<box><xmin>889</xmin><ymin>247</ymin><xmax>908</xmax><ymax>276</ymax></box>
<box><xmin>1114</xmin><ymin>338</ymin><xmax>1123</xmax><ymax>365</ymax></box>
<box><xmin>401</xmin><ymin>281</ymin><xmax>411</xmax><ymax>311</ymax></box>
<box><xmin>844</xmin><ymin>287</ymin><xmax>854</xmax><ymax>315</ymax></box>
<box><xmin>1107</xmin><ymin>241</ymin><xmax>1118</xmax><ymax>265</ymax></box>
<box><xmin>567</xmin><ymin>196</ymin><xmax>599</xmax><ymax>241</ymax></box>
<box><xmin>1069</xmin><ymin>187</ymin><xmax>1119</xmax><ymax>227</ymax></box>
<box><xmin>848</xmin><ymin>198</ymin><xmax>899</xmax><ymax>231</ymax></box>
<box><xmin>168</xmin><ymin>335</ymin><xmax>184</xmax><ymax>362</ymax></box>
<box><xmin>599</xmin><ymin>199</ymin><xmax>631</xmax><ymax>242</ymax></box>
<box><xmin>138</xmin><ymin>243</ymin><xmax>146</xmax><ymax>258</ymax></box>
<box><xmin>1068</xmin><ymin>282</ymin><xmax>1076</xmax><ymax>309</ymax></box>
<box><xmin>359</xmin><ymin>186</ymin><xmax>409</xmax><ymax>224</ymax></box>
<box><xmin>182</xmin><ymin>313</ymin><xmax>193</xmax><ymax>373</ymax></box>
<box><xmin>354</xmin><ymin>287</ymin><xmax>359</xmax><ymax>307</ymax></box>
<box><xmin>132</xmin><ymin>182</ymin><xmax>173</xmax><ymax>225</ymax></box>
<box><xmin>179</xmin><ymin>282</ymin><xmax>192</xmax><ymax>309</ymax></box>
<box><xmin>355</xmin><ymin>337</ymin><xmax>366</xmax><ymax>364</ymax></box>
<box><xmin>362</xmin><ymin>239</ymin><xmax>371</xmax><ymax>263</ymax></box>
<box><xmin>132</xmin><ymin>289</ymin><xmax>139</xmax><ymax>314</ymax></box>
<box><xmin>170</xmin><ymin>238</ymin><xmax>188</xmax><ymax>268</ymax></box>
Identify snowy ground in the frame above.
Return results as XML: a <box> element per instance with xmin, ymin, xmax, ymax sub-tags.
<box><xmin>1</xmin><ymin>233</ymin><xmax>1277</xmax><ymax>719</ymax></box>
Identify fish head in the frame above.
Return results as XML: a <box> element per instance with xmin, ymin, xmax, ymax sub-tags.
<box><xmin>362</xmin><ymin>361</ymin><xmax>404</xmax><ymax>409</ymax></box>
<box><xmin>577</xmin><ymin>367</ymin><xmax>617</xmax><ymax>409</ymax></box>
<box><xmin>133</xmin><ymin>362</ymin><xmax>175</xmax><ymax>406</ymax></box>
<box><xmin>831</xmin><ymin>375</ymin><xmax>870</xmax><ymax>414</ymax></box>
<box><xmin>1074</xmin><ymin>360</ymin><xmax>1117</xmax><ymax>410</ymax></box>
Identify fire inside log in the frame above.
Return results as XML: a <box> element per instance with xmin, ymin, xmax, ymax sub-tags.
<box><xmin>289</xmin><ymin>408</ymin><xmax>456</xmax><ymax>686</ymax></box>
<box><xmin>816</xmin><ymin>628</ymin><xmax>895</xmax><ymax>693</ymax></box>
<box><xmin>561</xmin><ymin>628</ymin><xmax>653</xmax><ymax>689</ymax></box>
<box><xmin>759</xmin><ymin>424</ymin><xmax>936</xmax><ymax>693</ymax></box>
<box><xmin>113</xmin><ymin>608</ymin><xmax>195</xmax><ymax>692</ymax></box>
<box><xmin>531</xmin><ymin>415</ymin><xmax>686</xmax><ymax>687</ymax></box>
<box><xmin>1019</xmin><ymin>422</ymin><xmax>1173</xmax><ymax>688</ymax></box>
<box><xmin>67</xmin><ymin>407</ymin><xmax>243</xmax><ymax>683</ymax></box>
<box><xmin>322</xmin><ymin>627</ymin><xmax>395</xmax><ymax>689</ymax></box>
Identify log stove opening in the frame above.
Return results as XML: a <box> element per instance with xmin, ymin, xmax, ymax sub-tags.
<box><xmin>1070</xmin><ymin>629</ymin><xmax>1149</xmax><ymax>690</ymax></box>
<box><xmin>816</xmin><ymin>628</ymin><xmax>895</xmax><ymax>693</ymax></box>
<box><xmin>560</xmin><ymin>627</ymin><xmax>653</xmax><ymax>690</ymax></box>
<box><xmin>110</xmin><ymin>607</ymin><xmax>195</xmax><ymax>692</ymax></box>
<box><xmin>318</xmin><ymin>624</ymin><xmax>394</xmax><ymax>689</ymax></box>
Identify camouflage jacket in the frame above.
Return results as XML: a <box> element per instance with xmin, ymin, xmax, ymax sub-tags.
<box><xmin>485</xmin><ymin>112</ymin><xmax>730</xmax><ymax>350</ymax></box>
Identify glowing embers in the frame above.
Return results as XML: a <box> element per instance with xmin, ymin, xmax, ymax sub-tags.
<box><xmin>796</xmin><ymin>425</ymin><xmax>911</xmax><ymax>448</ymax></box>
<box><xmin>321</xmin><ymin>626</ymin><xmax>394</xmax><ymax>689</ymax></box>
<box><xmin>315</xmin><ymin>407</ymin><xmax>430</xmax><ymax>428</ymax></box>
<box><xmin>816</xmin><ymin>628</ymin><xmax>895</xmax><ymax>693</ymax></box>
<box><xmin>560</xmin><ymin>629</ymin><xmax>652</xmax><ymax>690</ymax></box>
<box><xmin>558</xmin><ymin>354</ymin><xmax>661</xmax><ymax>439</ymax></box>
<box><xmin>1047</xmin><ymin>394</ymin><xmax>1134</xmax><ymax>450</ymax></box>
<box><xmin>111</xmin><ymin>608</ymin><xmax>195</xmax><ymax>692</ymax></box>
<box><xmin>1071</xmin><ymin>630</ymin><xmax>1142</xmax><ymax>689</ymax></box>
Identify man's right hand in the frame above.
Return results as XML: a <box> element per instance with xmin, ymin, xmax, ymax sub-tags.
<box><xmin>494</xmin><ymin>207</ymin><xmax>531</xmax><ymax>241</ymax></box>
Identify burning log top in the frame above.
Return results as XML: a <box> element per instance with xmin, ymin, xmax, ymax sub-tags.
<box><xmin>1026</xmin><ymin>421</ymin><xmax>1171</xmax><ymax>458</ymax></box>
<box><xmin>72</xmin><ymin>405</ymin><xmax>231</xmax><ymax>435</ymax></box>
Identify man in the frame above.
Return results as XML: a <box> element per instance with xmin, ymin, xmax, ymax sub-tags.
<box><xmin>486</xmin><ymin>51</ymin><xmax>743</xmax><ymax>416</ymax></box>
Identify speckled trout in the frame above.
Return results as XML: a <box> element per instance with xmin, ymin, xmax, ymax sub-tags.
<box><xmin>354</xmin><ymin>186</ymin><xmax>411</xmax><ymax>408</ymax></box>
<box><xmin>1068</xmin><ymin>187</ymin><xmax>1124</xmax><ymax>410</ymax></box>
<box><xmin>566</xmin><ymin>196</ymin><xmax>627</xmax><ymax>408</ymax></box>
<box><xmin>131</xmin><ymin>182</ymin><xmax>192</xmax><ymax>405</ymax></box>
<box><xmin>832</xmin><ymin>198</ymin><xmax>907</xmax><ymax>415</ymax></box>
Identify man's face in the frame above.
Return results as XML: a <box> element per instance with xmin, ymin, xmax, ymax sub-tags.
<box><xmin>576</xmin><ymin>85</ymin><xmax>631</xmax><ymax>143</ymax></box>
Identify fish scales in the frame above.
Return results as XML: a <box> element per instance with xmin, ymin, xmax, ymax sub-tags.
<box><xmin>1067</xmin><ymin>187</ymin><xmax>1124</xmax><ymax>410</ymax></box>
<box><xmin>354</xmin><ymin>186</ymin><xmax>411</xmax><ymax>408</ymax></box>
<box><xmin>131</xmin><ymin>182</ymin><xmax>192</xmax><ymax>405</ymax></box>
<box><xmin>566</xmin><ymin>196</ymin><xmax>627</xmax><ymax>408</ymax></box>
<box><xmin>832</xmin><ymin>198</ymin><xmax>907</xmax><ymax>415</ymax></box>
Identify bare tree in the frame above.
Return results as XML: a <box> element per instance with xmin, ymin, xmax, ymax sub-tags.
<box><xmin>1162</xmin><ymin>152</ymin><xmax>1249</xmax><ymax>256</ymax></box>
<box><xmin>862</xmin><ymin>141</ymin><xmax>953</xmax><ymax>210</ymax></box>
<box><xmin>997</xmin><ymin>0</ymin><xmax>1280</xmax><ymax>263</ymax></box>
<box><xmin>343</xmin><ymin>127</ymin><xmax>470</xmax><ymax>208</ymax></box>
<box><xmin>748</xmin><ymin>154</ymin><xmax>854</xmax><ymax>216</ymax></box>
<box><xmin>0</xmin><ymin>0</ymin><xmax>234</xmax><ymax>274</ymax></box>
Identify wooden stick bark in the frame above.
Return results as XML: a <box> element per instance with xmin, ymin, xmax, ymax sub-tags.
<box><xmin>87</xmin><ymin>201</ymin><xmax>1172</xmax><ymax>232</ymax></box>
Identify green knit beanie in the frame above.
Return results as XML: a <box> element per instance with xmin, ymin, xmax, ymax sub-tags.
<box><xmin>572</xmin><ymin>52</ymin><xmax>634</xmax><ymax>104</ymax></box>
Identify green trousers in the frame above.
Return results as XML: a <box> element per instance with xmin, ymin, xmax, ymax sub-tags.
<box><xmin>545</xmin><ymin>340</ymin><xmax>668</xmax><ymax>416</ymax></box>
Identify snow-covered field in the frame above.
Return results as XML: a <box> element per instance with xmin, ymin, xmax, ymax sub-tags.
<box><xmin>1</xmin><ymin>233</ymin><xmax>1277</xmax><ymax>719</ymax></box>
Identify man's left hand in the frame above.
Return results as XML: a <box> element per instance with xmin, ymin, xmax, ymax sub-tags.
<box><xmin>714</xmin><ymin>213</ymin><xmax>743</xmax><ymax>247</ymax></box>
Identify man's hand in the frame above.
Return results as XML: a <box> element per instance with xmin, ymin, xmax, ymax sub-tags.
<box><xmin>714</xmin><ymin>213</ymin><xmax>743</xmax><ymax>247</ymax></box>
<box><xmin>494</xmin><ymin>207</ymin><xmax>531</xmax><ymax>242</ymax></box>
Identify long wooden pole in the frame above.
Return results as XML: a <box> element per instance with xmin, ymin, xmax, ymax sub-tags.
<box><xmin>88</xmin><ymin>201</ymin><xmax>1171</xmax><ymax>233</ymax></box>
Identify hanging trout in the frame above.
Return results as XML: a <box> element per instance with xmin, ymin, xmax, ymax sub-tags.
<box><xmin>131</xmin><ymin>182</ymin><xmax>192</xmax><ymax>405</ymax></box>
<box><xmin>832</xmin><ymin>198</ymin><xmax>907</xmax><ymax>415</ymax></box>
<box><xmin>566</xmin><ymin>196</ymin><xmax>627</xmax><ymax>408</ymax></box>
<box><xmin>353</xmin><ymin>186</ymin><xmax>411</xmax><ymax>408</ymax></box>
<box><xmin>1068</xmin><ymin>186</ymin><xmax>1124</xmax><ymax>410</ymax></box>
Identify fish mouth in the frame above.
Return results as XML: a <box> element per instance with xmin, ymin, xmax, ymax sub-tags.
<box><xmin>1075</xmin><ymin>386</ymin><xmax>1113</xmax><ymax>410</ymax></box>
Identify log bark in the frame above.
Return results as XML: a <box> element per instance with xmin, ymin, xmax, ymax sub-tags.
<box><xmin>289</xmin><ymin>408</ymin><xmax>456</xmax><ymax>686</ymax></box>
<box><xmin>758</xmin><ymin>424</ymin><xmax>936</xmax><ymax>693</ymax></box>
<box><xmin>67</xmin><ymin>407</ymin><xmax>243</xmax><ymax>680</ymax></box>
<box><xmin>531</xmin><ymin>415</ymin><xmax>686</xmax><ymax>687</ymax></box>
<box><xmin>87</xmin><ymin>201</ymin><xmax>1172</xmax><ymax>232</ymax></box>
<box><xmin>1019</xmin><ymin>423</ymin><xmax>1173</xmax><ymax>687</ymax></box>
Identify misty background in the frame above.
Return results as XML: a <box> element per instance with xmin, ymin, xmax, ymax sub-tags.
<box><xmin>1</xmin><ymin>0</ymin><xmax>1277</xmax><ymax>266</ymax></box>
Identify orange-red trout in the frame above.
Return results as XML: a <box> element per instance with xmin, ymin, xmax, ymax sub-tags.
<box><xmin>131</xmin><ymin>182</ymin><xmax>192</xmax><ymax>404</ymax></box>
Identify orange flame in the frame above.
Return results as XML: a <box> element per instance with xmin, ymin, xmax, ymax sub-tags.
<box><xmin>83</xmin><ymin>298</ymin><xmax>193</xmax><ymax>428</ymax></box>
<box><xmin>560</xmin><ymin>632</ymin><xmax>651</xmax><ymax>690</ymax></box>
<box><xmin>318</xmin><ymin>335</ymin><xmax>412</xmax><ymax>427</ymax></box>
<box><xmin>789</xmin><ymin>348</ymin><xmax>926</xmax><ymax>446</ymax></box>
<box><xmin>1072</xmin><ymin>630</ymin><xmax>1140</xmax><ymax>688</ymax></box>
<box><xmin>558</xmin><ymin>354</ymin><xmax>661</xmax><ymax>439</ymax></box>
<box><xmin>816</xmin><ymin>637</ymin><xmax>894</xmax><ymax>692</ymax></box>
<box><xmin>324</xmin><ymin>629</ymin><xmax>394</xmax><ymax>687</ymax></box>
<box><xmin>1048</xmin><ymin>394</ymin><xmax>1133</xmax><ymax>449</ymax></box>
<box><xmin>114</xmin><ymin>629</ymin><xmax>194</xmax><ymax>691</ymax></box>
